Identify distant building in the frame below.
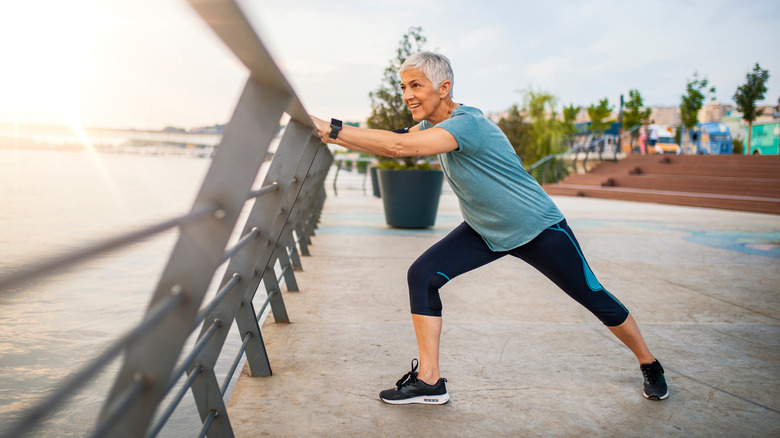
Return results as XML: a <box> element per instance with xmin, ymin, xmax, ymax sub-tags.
<box><xmin>698</xmin><ymin>101</ymin><xmax>735</xmax><ymax>123</ymax></box>
<box><xmin>721</xmin><ymin>113</ymin><xmax>745</xmax><ymax>140</ymax></box>
<box><xmin>189</xmin><ymin>124</ymin><xmax>225</xmax><ymax>135</ymax></box>
<box><xmin>648</xmin><ymin>106</ymin><xmax>680</xmax><ymax>127</ymax></box>
<box><xmin>755</xmin><ymin>103</ymin><xmax>779</xmax><ymax>124</ymax></box>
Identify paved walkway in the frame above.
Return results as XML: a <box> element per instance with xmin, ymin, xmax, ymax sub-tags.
<box><xmin>227</xmin><ymin>171</ymin><xmax>780</xmax><ymax>437</ymax></box>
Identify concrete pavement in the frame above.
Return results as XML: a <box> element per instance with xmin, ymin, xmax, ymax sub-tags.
<box><xmin>226</xmin><ymin>171</ymin><xmax>780</xmax><ymax>437</ymax></box>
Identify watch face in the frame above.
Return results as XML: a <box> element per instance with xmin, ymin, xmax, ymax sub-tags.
<box><xmin>332</xmin><ymin>119</ymin><xmax>342</xmax><ymax>127</ymax></box>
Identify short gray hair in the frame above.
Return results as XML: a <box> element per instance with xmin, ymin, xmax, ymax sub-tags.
<box><xmin>400</xmin><ymin>51</ymin><xmax>454</xmax><ymax>98</ymax></box>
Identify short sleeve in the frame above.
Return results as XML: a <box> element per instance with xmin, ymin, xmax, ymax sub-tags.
<box><xmin>434</xmin><ymin>111</ymin><xmax>481</xmax><ymax>155</ymax></box>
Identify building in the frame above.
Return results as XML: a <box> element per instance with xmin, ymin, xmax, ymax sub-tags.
<box><xmin>698</xmin><ymin>102</ymin><xmax>736</xmax><ymax>123</ymax></box>
<box><xmin>648</xmin><ymin>106</ymin><xmax>680</xmax><ymax>127</ymax></box>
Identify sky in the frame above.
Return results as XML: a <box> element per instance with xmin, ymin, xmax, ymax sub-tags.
<box><xmin>0</xmin><ymin>0</ymin><xmax>778</xmax><ymax>131</ymax></box>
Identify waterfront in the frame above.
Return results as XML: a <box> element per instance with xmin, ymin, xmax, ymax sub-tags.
<box><xmin>0</xmin><ymin>124</ymin><xmax>219</xmax><ymax>157</ymax></box>
<box><xmin>0</xmin><ymin>148</ymin><xmax>244</xmax><ymax>436</ymax></box>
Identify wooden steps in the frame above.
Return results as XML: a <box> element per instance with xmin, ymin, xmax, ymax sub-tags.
<box><xmin>543</xmin><ymin>155</ymin><xmax>780</xmax><ymax>214</ymax></box>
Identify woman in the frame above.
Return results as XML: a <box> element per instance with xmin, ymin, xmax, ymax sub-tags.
<box><xmin>311</xmin><ymin>51</ymin><xmax>668</xmax><ymax>405</ymax></box>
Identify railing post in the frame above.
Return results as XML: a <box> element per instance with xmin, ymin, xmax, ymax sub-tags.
<box><xmin>283</xmin><ymin>230</ymin><xmax>304</xmax><ymax>272</ymax></box>
<box><xmin>262</xmin><ymin>266</ymin><xmax>289</xmax><ymax>323</ymax></box>
<box><xmin>185</xmin><ymin>121</ymin><xmax>325</xmax><ymax>424</ymax></box>
<box><xmin>294</xmin><ymin>225</ymin><xmax>311</xmax><ymax>256</ymax></box>
<box><xmin>97</xmin><ymin>77</ymin><xmax>288</xmax><ymax>437</ymax></box>
<box><xmin>234</xmin><ymin>296</ymin><xmax>272</xmax><ymax>377</ymax></box>
<box><xmin>288</xmin><ymin>153</ymin><xmax>331</xmax><ymax>257</ymax></box>
<box><xmin>191</xmin><ymin>365</ymin><xmax>233</xmax><ymax>437</ymax></box>
<box><xmin>276</xmin><ymin>242</ymin><xmax>300</xmax><ymax>291</ymax></box>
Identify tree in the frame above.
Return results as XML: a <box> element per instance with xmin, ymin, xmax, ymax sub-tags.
<box><xmin>733</xmin><ymin>63</ymin><xmax>770</xmax><ymax>154</ymax></box>
<box><xmin>512</xmin><ymin>89</ymin><xmax>569</xmax><ymax>165</ymax></box>
<box><xmin>498</xmin><ymin>90</ymin><xmax>569</xmax><ymax>165</ymax></box>
<box><xmin>562</xmin><ymin>103</ymin><xmax>580</xmax><ymax>144</ymax></box>
<box><xmin>524</xmin><ymin>89</ymin><xmax>566</xmax><ymax>162</ymax></box>
<box><xmin>680</xmin><ymin>72</ymin><xmax>716</xmax><ymax>152</ymax></box>
<box><xmin>496</xmin><ymin>104</ymin><xmax>528</xmax><ymax>158</ymax></box>
<box><xmin>622</xmin><ymin>89</ymin><xmax>651</xmax><ymax>147</ymax></box>
<box><xmin>367</xmin><ymin>26</ymin><xmax>427</xmax><ymax>169</ymax></box>
<box><xmin>587</xmin><ymin>98</ymin><xmax>613</xmax><ymax>137</ymax></box>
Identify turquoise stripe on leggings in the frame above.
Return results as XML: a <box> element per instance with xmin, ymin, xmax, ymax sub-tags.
<box><xmin>436</xmin><ymin>271</ymin><xmax>451</xmax><ymax>281</ymax></box>
<box><xmin>549</xmin><ymin>224</ymin><xmax>628</xmax><ymax>313</ymax></box>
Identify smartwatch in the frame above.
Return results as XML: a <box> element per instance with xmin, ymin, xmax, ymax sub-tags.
<box><xmin>329</xmin><ymin>118</ymin><xmax>343</xmax><ymax>139</ymax></box>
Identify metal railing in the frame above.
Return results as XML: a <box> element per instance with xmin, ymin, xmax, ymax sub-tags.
<box><xmin>0</xmin><ymin>0</ymin><xmax>332</xmax><ymax>437</ymax></box>
<box><xmin>331</xmin><ymin>156</ymin><xmax>377</xmax><ymax>196</ymax></box>
<box><xmin>527</xmin><ymin>126</ymin><xmax>642</xmax><ymax>184</ymax></box>
<box><xmin>526</xmin><ymin>135</ymin><xmax>604</xmax><ymax>184</ymax></box>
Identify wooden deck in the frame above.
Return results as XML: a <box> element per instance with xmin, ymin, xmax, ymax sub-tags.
<box><xmin>543</xmin><ymin>155</ymin><xmax>780</xmax><ymax>214</ymax></box>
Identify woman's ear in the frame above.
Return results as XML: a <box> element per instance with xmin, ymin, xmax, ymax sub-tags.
<box><xmin>438</xmin><ymin>80</ymin><xmax>452</xmax><ymax>98</ymax></box>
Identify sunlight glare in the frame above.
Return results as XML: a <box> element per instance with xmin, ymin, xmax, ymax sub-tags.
<box><xmin>0</xmin><ymin>1</ymin><xmax>98</xmax><ymax>142</ymax></box>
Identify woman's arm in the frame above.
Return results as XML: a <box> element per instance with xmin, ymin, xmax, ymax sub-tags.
<box><xmin>310</xmin><ymin>116</ymin><xmax>457</xmax><ymax>157</ymax></box>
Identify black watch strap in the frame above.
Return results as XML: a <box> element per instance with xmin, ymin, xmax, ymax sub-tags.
<box><xmin>329</xmin><ymin>118</ymin><xmax>343</xmax><ymax>139</ymax></box>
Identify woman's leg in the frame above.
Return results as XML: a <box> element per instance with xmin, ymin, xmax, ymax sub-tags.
<box><xmin>509</xmin><ymin>220</ymin><xmax>656</xmax><ymax>363</ymax></box>
<box><xmin>607</xmin><ymin>314</ymin><xmax>655</xmax><ymax>364</ymax></box>
<box><xmin>412</xmin><ymin>314</ymin><xmax>443</xmax><ymax>384</ymax></box>
<box><xmin>406</xmin><ymin>222</ymin><xmax>504</xmax><ymax>384</ymax></box>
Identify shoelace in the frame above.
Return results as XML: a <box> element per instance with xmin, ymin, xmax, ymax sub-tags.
<box><xmin>395</xmin><ymin>358</ymin><xmax>419</xmax><ymax>389</ymax></box>
<box><xmin>641</xmin><ymin>363</ymin><xmax>661</xmax><ymax>384</ymax></box>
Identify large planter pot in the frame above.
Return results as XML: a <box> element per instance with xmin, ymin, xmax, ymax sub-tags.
<box><xmin>377</xmin><ymin>168</ymin><xmax>444</xmax><ymax>228</ymax></box>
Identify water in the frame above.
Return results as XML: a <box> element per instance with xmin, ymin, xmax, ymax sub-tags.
<box><xmin>0</xmin><ymin>148</ymin><xmax>251</xmax><ymax>436</ymax></box>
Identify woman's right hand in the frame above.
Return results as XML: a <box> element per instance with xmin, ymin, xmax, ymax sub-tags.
<box><xmin>309</xmin><ymin>115</ymin><xmax>333</xmax><ymax>142</ymax></box>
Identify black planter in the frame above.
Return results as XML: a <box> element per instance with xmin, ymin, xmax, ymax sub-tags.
<box><xmin>377</xmin><ymin>168</ymin><xmax>444</xmax><ymax>228</ymax></box>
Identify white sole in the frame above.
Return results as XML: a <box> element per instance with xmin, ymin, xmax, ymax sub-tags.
<box><xmin>381</xmin><ymin>393</ymin><xmax>450</xmax><ymax>405</ymax></box>
<box><xmin>643</xmin><ymin>390</ymin><xmax>669</xmax><ymax>400</ymax></box>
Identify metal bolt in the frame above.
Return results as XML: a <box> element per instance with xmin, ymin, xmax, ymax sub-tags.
<box><xmin>213</xmin><ymin>209</ymin><xmax>227</xmax><ymax>220</ymax></box>
<box><xmin>171</xmin><ymin>284</ymin><xmax>183</xmax><ymax>295</ymax></box>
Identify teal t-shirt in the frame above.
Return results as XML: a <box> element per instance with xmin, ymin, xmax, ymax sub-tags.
<box><xmin>420</xmin><ymin>105</ymin><xmax>564</xmax><ymax>251</ymax></box>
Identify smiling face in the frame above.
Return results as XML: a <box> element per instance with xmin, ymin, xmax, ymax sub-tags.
<box><xmin>400</xmin><ymin>69</ymin><xmax>452</xmax><ymax>124</ymax></box>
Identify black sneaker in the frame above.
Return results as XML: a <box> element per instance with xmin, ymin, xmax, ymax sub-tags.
<box><xmin>640</xmin><ymin>359</ymin><xmax>669</xmax><ymax>400</ymax></box>
<box><xmin>379</xmin><ymin>359</ymin><xmax>450</xmax><ymax>405</ymax></box>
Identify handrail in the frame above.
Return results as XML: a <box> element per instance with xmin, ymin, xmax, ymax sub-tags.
<box><xmin>0</xmin><ymin>289</ymin><xmax>184</xmax><ymax>438</ymax></box>
<box><xmin>622</xmin><ymin>123</ymin><xmax>642</xmax><ymax>139</ymax></box>
<box><xmin>527</xmin><ymin>131</ymin><xmax>626</xmax><ymax>184</ymax></box>
<box><xmin>0</xmin><ymin>0</ymin><xmax>333</xmax><ymax>436</ymax></box>
<box><xmin>0</xmin><ymin>203</ymin><xmax>219</xmax><ymax>295</ymax></box>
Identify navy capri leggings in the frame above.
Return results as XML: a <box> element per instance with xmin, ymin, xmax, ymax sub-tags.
<box><xmin>407</xmin><ymin>219</ymin><xmax>629</xmax><ymax>327</ymax></box>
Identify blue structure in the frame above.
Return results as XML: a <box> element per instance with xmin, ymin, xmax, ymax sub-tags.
<box><xmin>690</xmin><ymin>122</ymin><xmax>733</xmax><ymax>154</ymax></box>
<box><xmin>574</xmin><ymin>121</ymin><xmax>620</xmax><ymax>136</ymax></box>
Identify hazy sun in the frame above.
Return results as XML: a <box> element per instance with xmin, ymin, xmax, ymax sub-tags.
<box><xmin>0</xmin><ymin>1</ymin><xmax>97</xmax><ymax>142</ymax></box>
